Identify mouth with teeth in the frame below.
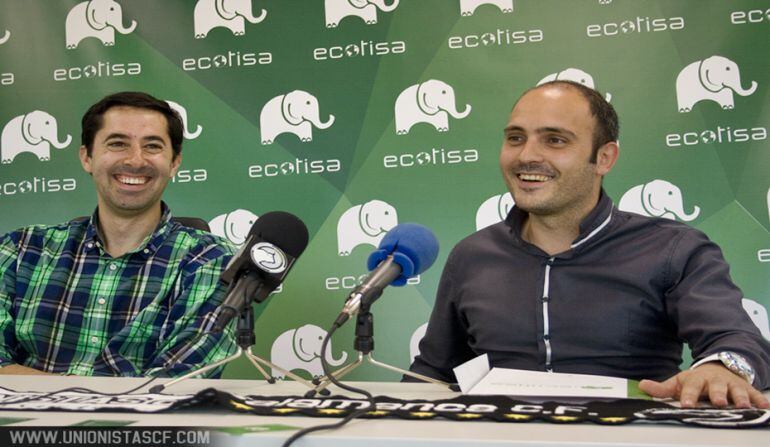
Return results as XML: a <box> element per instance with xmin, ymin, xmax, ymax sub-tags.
<box><xmin>115</xmin><ymin>174</ymin><xmax>151</xmax><ymax>186</ymax></box>
<box><xmin>517</xmin><ymin>173</ymin><xmax>553</xmax><ymax>182</ymax></box>
<box><xmin>512</xmin><ymin>169</ymin><xmax>557</xmax><ymax>193</ymax></box>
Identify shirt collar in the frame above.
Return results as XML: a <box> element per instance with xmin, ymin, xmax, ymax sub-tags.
<box><xmin>505</xmin><ymin>189</ymin><xmax>614</xmax><ymax>252</ymax></box>
<box><xmin>84</xmin><ymin>202</ymin><xmax>174</xmax><ymax>258</ymax></box>
<box><xmin>571</xmin><ymin>190</ymin><xmax>613</xmax><ymax>249</ymax></box>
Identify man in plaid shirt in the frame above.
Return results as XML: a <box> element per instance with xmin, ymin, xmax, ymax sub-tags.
<box><xmin>0</xmin><ymin>92</ymin><xmax>237</xmax><ymax>377</ymax></box>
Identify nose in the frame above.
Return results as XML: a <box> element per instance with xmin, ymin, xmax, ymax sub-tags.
<box><xmin>123</xmin><ymin>143</ymin><xmax>148</xmax><ymax>167</ymax></box>
<box><xmin>516</xmin><ymin>139</ymin><xmax>543</xmax><ymax>163</ymax></box>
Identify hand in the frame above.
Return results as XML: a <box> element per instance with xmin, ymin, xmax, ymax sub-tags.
<box><xmin>639</xmin><ymin>363</ymin><xmax>769</xmax><ymax>408</ymax></box>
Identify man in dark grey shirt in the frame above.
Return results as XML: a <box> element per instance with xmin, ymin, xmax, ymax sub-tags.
<box><xmin>409</xmin><ymin>80</ymin><xmax>770</xmax><ymax>409</ymax></box>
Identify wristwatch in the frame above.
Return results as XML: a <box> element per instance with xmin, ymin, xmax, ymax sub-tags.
<box><xmin>717</xmin><ymin>351</ymin><xmax>756</xmax><ymax>385</ymax></box>
<box><xmin>691</xmin><ymin>351</ymin><xmax>756</xmax><ymax>385</ymax></box>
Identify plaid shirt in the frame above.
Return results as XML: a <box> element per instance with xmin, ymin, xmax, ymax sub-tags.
<box><xmin>0</xmin><ymin>204</ymin><xmax>237</xmax><ymax>377</ymax></box>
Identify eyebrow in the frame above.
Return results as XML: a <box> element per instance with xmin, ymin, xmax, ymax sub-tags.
<box><xmin>503</xmin><ymin>125</ymin><xmax>577</xmax><ymax>139</ymax></box>
<box><xmin>102</xmin><ymin>133</ymin><xmax>168</xmax><ymax>144</ymax></box>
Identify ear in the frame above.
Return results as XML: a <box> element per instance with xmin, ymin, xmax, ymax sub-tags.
<box><xmin>642</xmin><ymin>181</ymin><xmax>665</xmax><ymax>216</ymax></box>
<box><xmin>358</xmin><ymin>202</ymin><xmax>379</xmax><ymax>237</ymax></box>
<box><xmin>170</xmin><ymin>152</ymin><xmax>182</xmax><ymax>177</ymax></box>
<box><xmin>215</xmin><ymin>0</ymin><xmax>237</xmax><ymax>20</ymax></box>
<box><xmin>293</xmin><ymin>326</ymin><xmax>314</xmax><ymax>362</ymax></box>
<box><xmin>79</xmin><ymin>145</ymin><xmax>93</xmax><ymax>175</ymax></box>
<box><xmin>416</xmin><ymin>81</ymin><xmax>440</xmax><ymax>115</ymax></box>
<box><xmin>223</xmin><ymin>210</ymin><xmax>235</xmax><ymax>242</ymax></box>
<box><xmin>21</xmin><ymin>113</ymin><xmax>40</xmax><ymax>144</ymax></box>
<box><xmin>593</xmin><ymin>141</ymin><xmax>618</xmax><ymax>177</ymax></box>
<box><xmin>698</xmin><ymin>56</ymin><xmax>722</xmax><ymax>92</ymax></box>
<box><xmin>281</xmin><ymin>92</ymin><xmax>303</xmax><ymax>125</ymax></box>
<box><xmin>498</xmin><ymin>193</ymin><xmax>514</xmax><ymax>218</ymax></box>
<box><xmin>86</xmin><ymin>0</ymin><xmax>107</xmax><ymax>29</ymax></box>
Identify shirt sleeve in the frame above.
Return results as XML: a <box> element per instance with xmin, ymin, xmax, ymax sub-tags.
<box><xmin>665</xmin><ymin>229</ymin><xmax>770</xmax><ymax>390</ymax></box>
<box><xmin>0</xmin><ymin>232</ymin><xmax>19</xmax><ymax>367</ymax></box>
<box><xmin>406</xmin><ymin>246</ymin><xmax>475</xmax><ymax>383</ymax></box>
<box><xmin>142</xmin><ymin>243</ymin><xmax>237</xmax><ymax>378</ymax></box>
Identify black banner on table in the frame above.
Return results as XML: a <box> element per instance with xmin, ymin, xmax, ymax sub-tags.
<box><xmin>1</xmin><ymin>387</ymin><xmax>768</xmax><ymax>429</ymax></box>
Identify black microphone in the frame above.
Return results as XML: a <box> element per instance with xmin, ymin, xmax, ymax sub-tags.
<box><xmin>335</xmin><ymin>223</ymin><xmax>439</xmax><ymax>327</ymax></box>
<box><xmin>212</xmin><ymin>211</ymin><xmax>309</xmax><ymax>333</ymax></box>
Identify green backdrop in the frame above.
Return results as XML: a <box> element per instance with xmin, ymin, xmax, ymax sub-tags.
<box><xmin>0</xmin><ymin>0</ymin><xmax>768</xmax><ymax>381</ymax></box>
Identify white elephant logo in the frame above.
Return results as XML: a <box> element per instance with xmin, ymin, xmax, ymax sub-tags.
<box><xmin>193</xmin><ymin>0</ymin><xmax>267</xmax><ymax>39</ymax></box>
<box><xmin>537</xmin><ymin>67</ymin><xmax>612</xmax><ymax>102</ymax></box>
<box><xmin>475</xmin><ymin>192</ymin><xmax>515</xmax><ymax>231</ymax></box>
<box><xmin>325</xmin><ymin>0</ymin><xmax>399</xmax><ymax>28</ymax></box>
<box><xmin>208</xmin><ymin>209</ymin><xmax>258</xmax><ymax>245</ymax></box>
<box><xmin>337</xmin><ymin>199</ymin><xmax>398</xmax><ymax>256</ymax></box>
<box><xmin>0</xmin><ymin>30</ymin><xmax>9</xmax><ymax>45</ymax></box>
<box><xmin>459</xmin><ymin>0</ymin><xmax>513</xmax><ymax>16</ymax></box>
<box><xmin>394</xmin><ymin>79</ymin><xmax>472</xmax><ymax>135</ymax></box>
<box><xmin>65</xmin><ymin>0</ymin><xmax>137</xmax><ymax>49</ymax></box>
<box><xmin>1</xmin><ymin>111</ymin><xmax>73</xmax><ymax>164</ymax></box>
<box><xmin>618</xmin><ymin>179</ymin><xmax>700</xmax><ymax>222</ymax></box>
<box><xmin>742</xmin><ymin>298</ymin><xmax>770</xmax><ymax>341</ymax></box>
<box><xmin>270</xmin><ymin>324</ymin><xmax>348</xmax><ymax>379</ymax></box>
<box><xmin>165</xmin><ymin>100</ymin><xmax>202</xmax><ymax>140</ymax></box>
<box><xmin>409</xmin><ymin>322</ymin><xmax>428</xmax><ymax>364</ymax></box>
<box><xmin>676</xmin><ymin>55</ymin><xmax>758</xmax><ymax>113</ymax></box>
<box><xmin>259</xmin><ymin>90</ymin><xmax>335</xmax><ymax>145</ymax></box>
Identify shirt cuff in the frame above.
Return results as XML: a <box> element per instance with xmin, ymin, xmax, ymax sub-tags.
<box><xmin>690</xmin><ymin>353</ymin><xmax>721</xmax><ymax>369</ymax></box>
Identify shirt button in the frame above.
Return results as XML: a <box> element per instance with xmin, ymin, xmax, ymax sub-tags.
<box><xmin>90</xmin><ymin>336</ymin><xmax>98</xmax><ymax>344</ymax></box>
<box><xmin>143</xmin><ymin>249</ymin><xmax>150</xmax><ymax>254</ymax></box>
<box><xmin>109</xmin><ymin>263</ymin><xmax>117</xmax><ymax>271</ymax></box>
<box><xmin>86</xmin><ymin>242</ymin><xmax>94</xmax><ymax>249</ymax></box>
<box><xmin>543</xmin><ymin>334</ymin><xmax>550</xmax><ymax>341</ymax></box>
<box><xmin>98</xmin><ymin>298</ymin><xmax>106</xmax><ymax>305</ymax></box>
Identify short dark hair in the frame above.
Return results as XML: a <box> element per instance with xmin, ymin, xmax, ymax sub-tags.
<box><xmin>524</xmin><ymin>80</ymin><xmax>619</xmax><ymax>162</ymax></box>
<box><xmin>81</xmin><ymin>91</ymin><xmax>183</xmax><ymax>158</ymax></box>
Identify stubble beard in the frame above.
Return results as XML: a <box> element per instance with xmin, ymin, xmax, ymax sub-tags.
<box><xmin>97</xmin><ymin>175</ymin><xmax>168</xmax><ymax>219</ymax></box>
<box><xmin>510</xmin><ymin>163</ymin><xmax>598</xmax><ymax>219</ymax></box>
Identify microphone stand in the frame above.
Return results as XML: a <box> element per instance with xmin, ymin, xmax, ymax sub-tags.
<box><xmin>154</xmin><ymin>307</ymin><xmax>316</xmax><ymax>392</ymax></box>
<box><xmin>306</xmin><ymin>298</ymin><xmax>449</xmax><ymax>397</ymax></box>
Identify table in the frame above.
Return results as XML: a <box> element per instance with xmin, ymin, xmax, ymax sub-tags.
<box><xmin>0</xmin><ymin>375</ymin><xmax>767</xmax><ymax>446</ymax></box>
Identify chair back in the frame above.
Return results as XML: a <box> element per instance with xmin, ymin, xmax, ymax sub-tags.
<box><xmin>172</xmin><ymin>217</ymin><xmax>210</xmax><ymax>232</ymax></box>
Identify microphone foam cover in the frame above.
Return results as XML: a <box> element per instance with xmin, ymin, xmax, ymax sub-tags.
<box><xmin>367</xmin><ymin>223</ymin><xmax>439</xmax><ymax>286</ymax></box>
<box><xmin>248</xmin><ymin>211</ymin><xmax>309</xmax><ymax>258</ymax></box>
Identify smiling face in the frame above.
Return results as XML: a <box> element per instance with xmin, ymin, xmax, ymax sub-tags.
<box><xmin>500</xmin><ymin>85</ymin><xmax>617</xmax><ymax>220</ymax></box>
<box><xmin>79</xmin><ymin>106</ymin><xmax>181</xmax><ymax>220</ymax></box>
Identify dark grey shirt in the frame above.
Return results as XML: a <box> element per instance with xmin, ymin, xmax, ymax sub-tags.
<box><xmin>409</xmin><ymin>191</ymin><xmax>770</xmax><ymax>389</ymax></box>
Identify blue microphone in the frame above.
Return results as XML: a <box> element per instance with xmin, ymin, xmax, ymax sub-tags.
<box><xmin>335</xmin><ymin>223</ymin><xmax>439</xmax><ymax>327</ymax></box>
